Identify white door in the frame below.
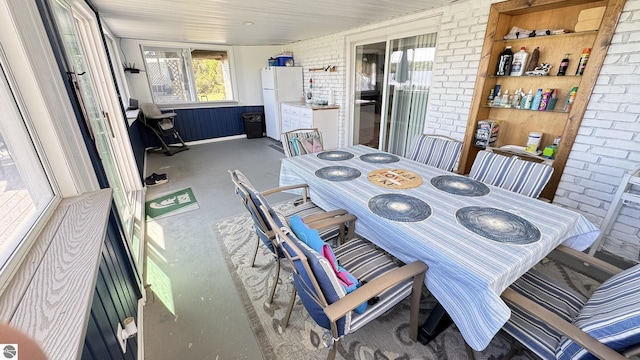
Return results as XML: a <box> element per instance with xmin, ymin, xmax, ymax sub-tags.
<box><xmin>51</xmin><ymin>0</ymin><xmax>137</xmax><ymax>240</ymax></box>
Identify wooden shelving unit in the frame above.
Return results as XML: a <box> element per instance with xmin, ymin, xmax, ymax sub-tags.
<box><xmin>459</xmin><ymin>0</ymin><xmax>626</xmax><ymax>201</ymax></box>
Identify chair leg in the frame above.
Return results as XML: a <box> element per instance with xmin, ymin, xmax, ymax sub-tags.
<box><xmin>267</xmin><ymin>257</ymin><xmax>280</xmax><ymax>304</ymax></box>
<box><xmin>326</xmin><ymin>340</ymin><xmax>338</xmax><ymax>360</ymax></box>
<box><xmin>409</xmin><ymin>272</ymin><xmax>426</xmax><ymax>341</ymax></box>
<box><xmin>282</xmin><ymin>286</ymin><xmax>297</xmax><ymax>328</ymax></box>
<box><xmin>250</xmin><ymin>236</ymin><xmax>260</xmax><ymax>267</ymax></box>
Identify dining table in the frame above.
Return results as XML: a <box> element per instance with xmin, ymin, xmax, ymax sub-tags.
<box><xmin>279</xmin><ymin>145</ymin><xmax>600</xmax><ymax>351</ymax></box>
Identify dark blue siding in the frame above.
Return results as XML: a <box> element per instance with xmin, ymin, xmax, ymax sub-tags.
<box><xmin>81</xmin><ymin>220</ymin><xmax>140</xmax><ymax>359</ymax></box>
<box><xmin>140</xmin><ymin>106</ymin><xmax>264</xmax><ymax>147</ymax></box>
<box><xmin>127</xmin><ymin>118</ymin><xmax>146</xmax><ymax>184</ymax></box>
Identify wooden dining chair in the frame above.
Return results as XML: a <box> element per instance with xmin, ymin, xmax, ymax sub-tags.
<box><xmin>501</xmin><ymin>245</ymin><xmax>640</xmax><ymax>360</ymax></box>
<box><xmin>407</xmin><ymin>134</ymin><xmax>463</xmax><ymax>172</ymax></box>
<box><xmin>281</xmin><ymin>128</ymin><xmax>324</xmax><ymax>157</ymax></box>
<box><xmin>262</xmin><ymin>204</ymin><xmax>428</xmax><ymax>360</ymax></box>
<box><xmin>469</xmin><ymin>150</ymin><xmax>554</xmax><ymax>198</ymax></box>
<box><xmin>229</xmin><ymin>169</ymin><xmax>352</xmax><ymax>304</ymax></box>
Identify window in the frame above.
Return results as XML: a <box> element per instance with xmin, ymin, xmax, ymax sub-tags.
<box><xmin>0</xmin><ymin>58</ymin><xmax>55</xmax><ymax>273</ymax></box>
<box><xmin>142</xmin><ymin>46</ymin><xmax>234</xmax><ymax>104</ymax></box>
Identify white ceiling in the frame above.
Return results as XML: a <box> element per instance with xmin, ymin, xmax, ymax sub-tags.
<box><xmin>90</xmin><ymin>0</ymin><xmax>459</xmax><ymax>46</ymax></box>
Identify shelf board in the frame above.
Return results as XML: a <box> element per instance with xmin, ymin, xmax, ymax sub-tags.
<box><xmin>482</xmin><ymin>105</ymin><xmax>568</xmax><ymax>113</ymax></box>
<box><xmin>496</xmin><ymin>30</ymin><xmax>598</xmax><ymax>44</ymax></box>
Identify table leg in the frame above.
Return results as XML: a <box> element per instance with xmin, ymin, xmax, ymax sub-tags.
<box><xmin>418</xmin><ymin>302</ymin><xmax>453</xmax><ymax>345</ymax></box>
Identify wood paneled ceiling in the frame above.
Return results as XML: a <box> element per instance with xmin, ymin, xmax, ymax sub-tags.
<box><xmin>89</xmin><ymin>0</ymin><xmax>460</xmax><ymax>45</ymax></box>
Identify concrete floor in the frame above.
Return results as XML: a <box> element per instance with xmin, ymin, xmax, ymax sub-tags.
<box><xmin>142</xmin><ymin>136</ymin><xmax>295</xmax><ymax>359</ymax></box>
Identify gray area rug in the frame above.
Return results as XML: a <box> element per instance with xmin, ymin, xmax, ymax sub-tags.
<box><xmin>212</xmin><ymin>201</ymin><xmax>600</xmax><ymax>360</ymax></box>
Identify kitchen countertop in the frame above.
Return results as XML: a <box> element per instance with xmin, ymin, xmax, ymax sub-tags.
<box><xmin>281</xmin><ymin>101</ymin><xmax>340</xmax><ymax>110</ymax></box>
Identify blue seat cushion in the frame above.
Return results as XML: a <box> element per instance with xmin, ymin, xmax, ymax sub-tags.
<box><xmin>556</xmin><ymin>264</ymin><xmax>640</xmax><ymax>359</ymax></box>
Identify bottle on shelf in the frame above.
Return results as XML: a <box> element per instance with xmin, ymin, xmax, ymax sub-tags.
<box><xmin>523</xmin><ymin>89</ymin><xmax>534</xmax><ymax>109</ymax></box>
<box><xmin>564</xmin><ymin>86</ymin><xmax>578</xmax><ymax>111</ymax></box>
<box><xmin>487</xmin><ymin>88</ymin><xmax>495</xmax><ymax>106</ymax></box>
<box><xmin>530</xmin><ymin>88</ymin><xmax>543</xmax><ymax>111</ymax></box>
<box><xmin>557</xmin><ymin>53</ymin><xmax>570</xmax><ymax>76</ymax></box>
<box><xmin>538</xmin><ymin>88</ymin><xmax>553</xmax><ymax>111</ymax></box>
<box><xmin>501</xmin><ymin>89</ymin><xmax>510</xmax><ymax>107</ymax></box>
<box><xmin>575</xmin><ymin>48</ymin><xmax>591</xmax><ymax>75</ymax></box>
<box><xmin>525</xmin><ymin>47</ymin><xmax>540</xmax><ymax>73</ymax></box>
<box><xmin>495</xmin><ymin>46</ymin><xmax>514</xmax><ymax>76</ymax></box>
<box><xmin>547</xmin><ymin>89</ymin><xmax>558</xmax><ymax>110</ymax></box>
<box><xmin>510</xmin><ymin>47</ymin><xmax>529</xmax><ymax>76</ymax></box>
<box><xmin>512</xmin><ymin>88</ymin><xmax>523</xmax><ymax>108</ymax></box>
<box><xmin>492</xmin><ymin>89</ymin><xmax>502</xmax><ymax>106</ymax></box>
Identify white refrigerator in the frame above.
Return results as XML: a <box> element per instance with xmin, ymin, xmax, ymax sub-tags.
<box><xmin>261</xmin><ymin>67</ymin><xmax>303</xmax><ymax>140</ymax></box>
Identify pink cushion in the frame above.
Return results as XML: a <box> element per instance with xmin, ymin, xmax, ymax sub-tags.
<box><xmin>301</xmin><ymin>137</ymin><xmax>323</xmax><ymax>153</ymax></box>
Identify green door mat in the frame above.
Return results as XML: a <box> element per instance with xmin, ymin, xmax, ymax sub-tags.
<box><xmin>145</xmin><ymin>187</ymin><xmax>198</xmax><ymax>220</ymax></box>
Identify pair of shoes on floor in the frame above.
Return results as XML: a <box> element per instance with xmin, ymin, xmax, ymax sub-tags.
<box><xmin>145</xmin><ymin>172</ymin><xmax>168</xmax><ymax>187</ymax></box>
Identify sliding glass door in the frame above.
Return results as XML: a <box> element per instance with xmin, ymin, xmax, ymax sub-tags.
<box><xmin>349</xmin><ymin>29</ymin><xmax>437</xmax><ymax>156</ymax></box>
<box><xmin>353</xmin><ymin>42</ymin><xmax>385</xmax><ymax>148</ymax></box>
<box><xmin>384</xmin><ymin>33</ymin><xmax>437</xmax><ymax>155</ymax></box>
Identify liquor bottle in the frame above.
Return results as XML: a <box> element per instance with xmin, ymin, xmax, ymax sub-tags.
<box><xmin>557</xmin><ymin>53</ymin><xmax>570</xmax><ymax>76</ymax></box>
<box><xmin>575</xmin><ymin>48</ymin><xmax>591</xmax><ymax>75</ymax></box>
<box><xmin>495</xmin><ymin>46</ymin><xmax>513</xmax><ymax>76</ymax></box>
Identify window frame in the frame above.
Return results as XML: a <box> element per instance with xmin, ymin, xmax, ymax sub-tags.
<box><xmin>140</xmin><ymin>42</ymin><xmax>238</xmax><ymax>107</ymax></box>
<box><xmin>0</xmin><ymin>0</ymin><xmax>99</xmax><ymax>291</ymax></box>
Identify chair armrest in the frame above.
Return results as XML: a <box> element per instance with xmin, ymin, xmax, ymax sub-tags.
<box><xmin>553</xmin><ymin>245</ymin><xmax>623</xmax><ymax>277</ymax></box>
<box><xmin>324</xmin><ymin>261</ymin><xmax>427</xmax><ymax>322</ymax></box>
<box><xmin>304</xmin><ymin>212</ymin><xmax>356</xmax><ymax>244</ymax></box>
<box><xmin>146</xmin><ymin>112</ymin><xmax>176</xmax><ymax>120</ymax></box>
<box><xmin>262</xmin><ymin>183</ymin><xmax>309</xmax><ymax>202</ymax></box>
<box><xmin>501</xmin><ymin>288</ymin><xmax>626</xmax><ymax>360</ymax></box>
<box><xmin>301</xmin><ymin>209</ymin><xmax>347</xmax><ymax>222</ymax></box>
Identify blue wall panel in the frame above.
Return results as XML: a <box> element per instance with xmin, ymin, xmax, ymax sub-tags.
<box><xmin>82</xmin><ymin>219</ymin><xmax>140</xmax><ymax>359</ymax></box>
<box><xmin>139</xmin><ymin>106</ymin><xmax>265</xmax><ymax>148</ymax></box>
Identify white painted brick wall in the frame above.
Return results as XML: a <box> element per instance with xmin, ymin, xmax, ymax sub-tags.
<box><xmin>287</xmin><ymin>0</ymin><xmax>640</xmax><ymax>261</ymax></box>
<box><xmin>555</xmin><ymin>0</ymin><xmax>640</xmax><ymax>261</ymax></box>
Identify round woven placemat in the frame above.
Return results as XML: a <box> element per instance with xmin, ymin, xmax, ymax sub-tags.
<box><xmin>367</xmin><ymin>168</ymin><xmax>423</xmax><ymax>189</ymax></box>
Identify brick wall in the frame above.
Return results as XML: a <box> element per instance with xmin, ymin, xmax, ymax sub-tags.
<box><xmin>554</xmin><ymin>0</ymin><xmax>640</xmax><ymax>260</ymax></box>
<box><xmin>288</xmin><ymin>0</ymin><xmax>640</xmax><ymax>261</ymax></box>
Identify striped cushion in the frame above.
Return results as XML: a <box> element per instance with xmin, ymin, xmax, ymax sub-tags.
<box><xmin>556</xmin><ymin>264</ymin><xmax>640</xmax><ymax>359</ymax></box>
<box><xmin>281</xmin><ymin>129</ymin><xmax>323</xmax><ymax>157</ymax></box>
<box><xmin>334</xmin><ymin>239</ymin><xmax>413</xmax><ymax>334</ymax></box>
<box><xmin>273</xmin><ymin>203</ymin><xmax>412</xmax><ymax>337</ymax></box>
<box><xmin>469</xmin><ymin>151</ymin><xmax>553</xmax><ymax>198</ymax></box>
<box><xmin>408</xmin><ymin>135</ymin><xmax>463</xmax><ymax>171</ymax></box>
<box><xmin>503</xmin><ymin>270</ymin><xmax>587</xmax><ymax>360</ymax></box>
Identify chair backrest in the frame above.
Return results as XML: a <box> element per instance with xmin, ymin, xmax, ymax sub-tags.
<box><xmin>407</xmin><ymin>134</ymin><xmax>463</xmax><ymax>172</ymax></box>
<box><xmin>556</xmin><ymin>263</ymin><xmax>640</xmax><ymax>359</ymax></box>
<box><xmin>469</xmin><ymin>150</ymin><xmax>553</xmax><ymax>198</ymax></box>
<box><xmin>266</xmin><ymin>207</ymin><xmax>350</xmax><ymax>336</ymax></box>
<box><xmin>140</xmin><ymin>103</ymin><xmax>162</xmax><ymax>118</ymax></box>
<box><xmin>228</xmin><ymin>170</ymin><xmax>276</xmax><ymax>253</ymax></box>
<box><xmin>281</xmin><ymin>128</ymin><xmax>323</xmax><ymax>157</ymax></box>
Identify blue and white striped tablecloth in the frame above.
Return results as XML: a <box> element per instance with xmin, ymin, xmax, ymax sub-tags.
<box><xmin>280</xmin><ymin>145</ymin><xmax>600</xmax><ymax>351</ymax></box>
